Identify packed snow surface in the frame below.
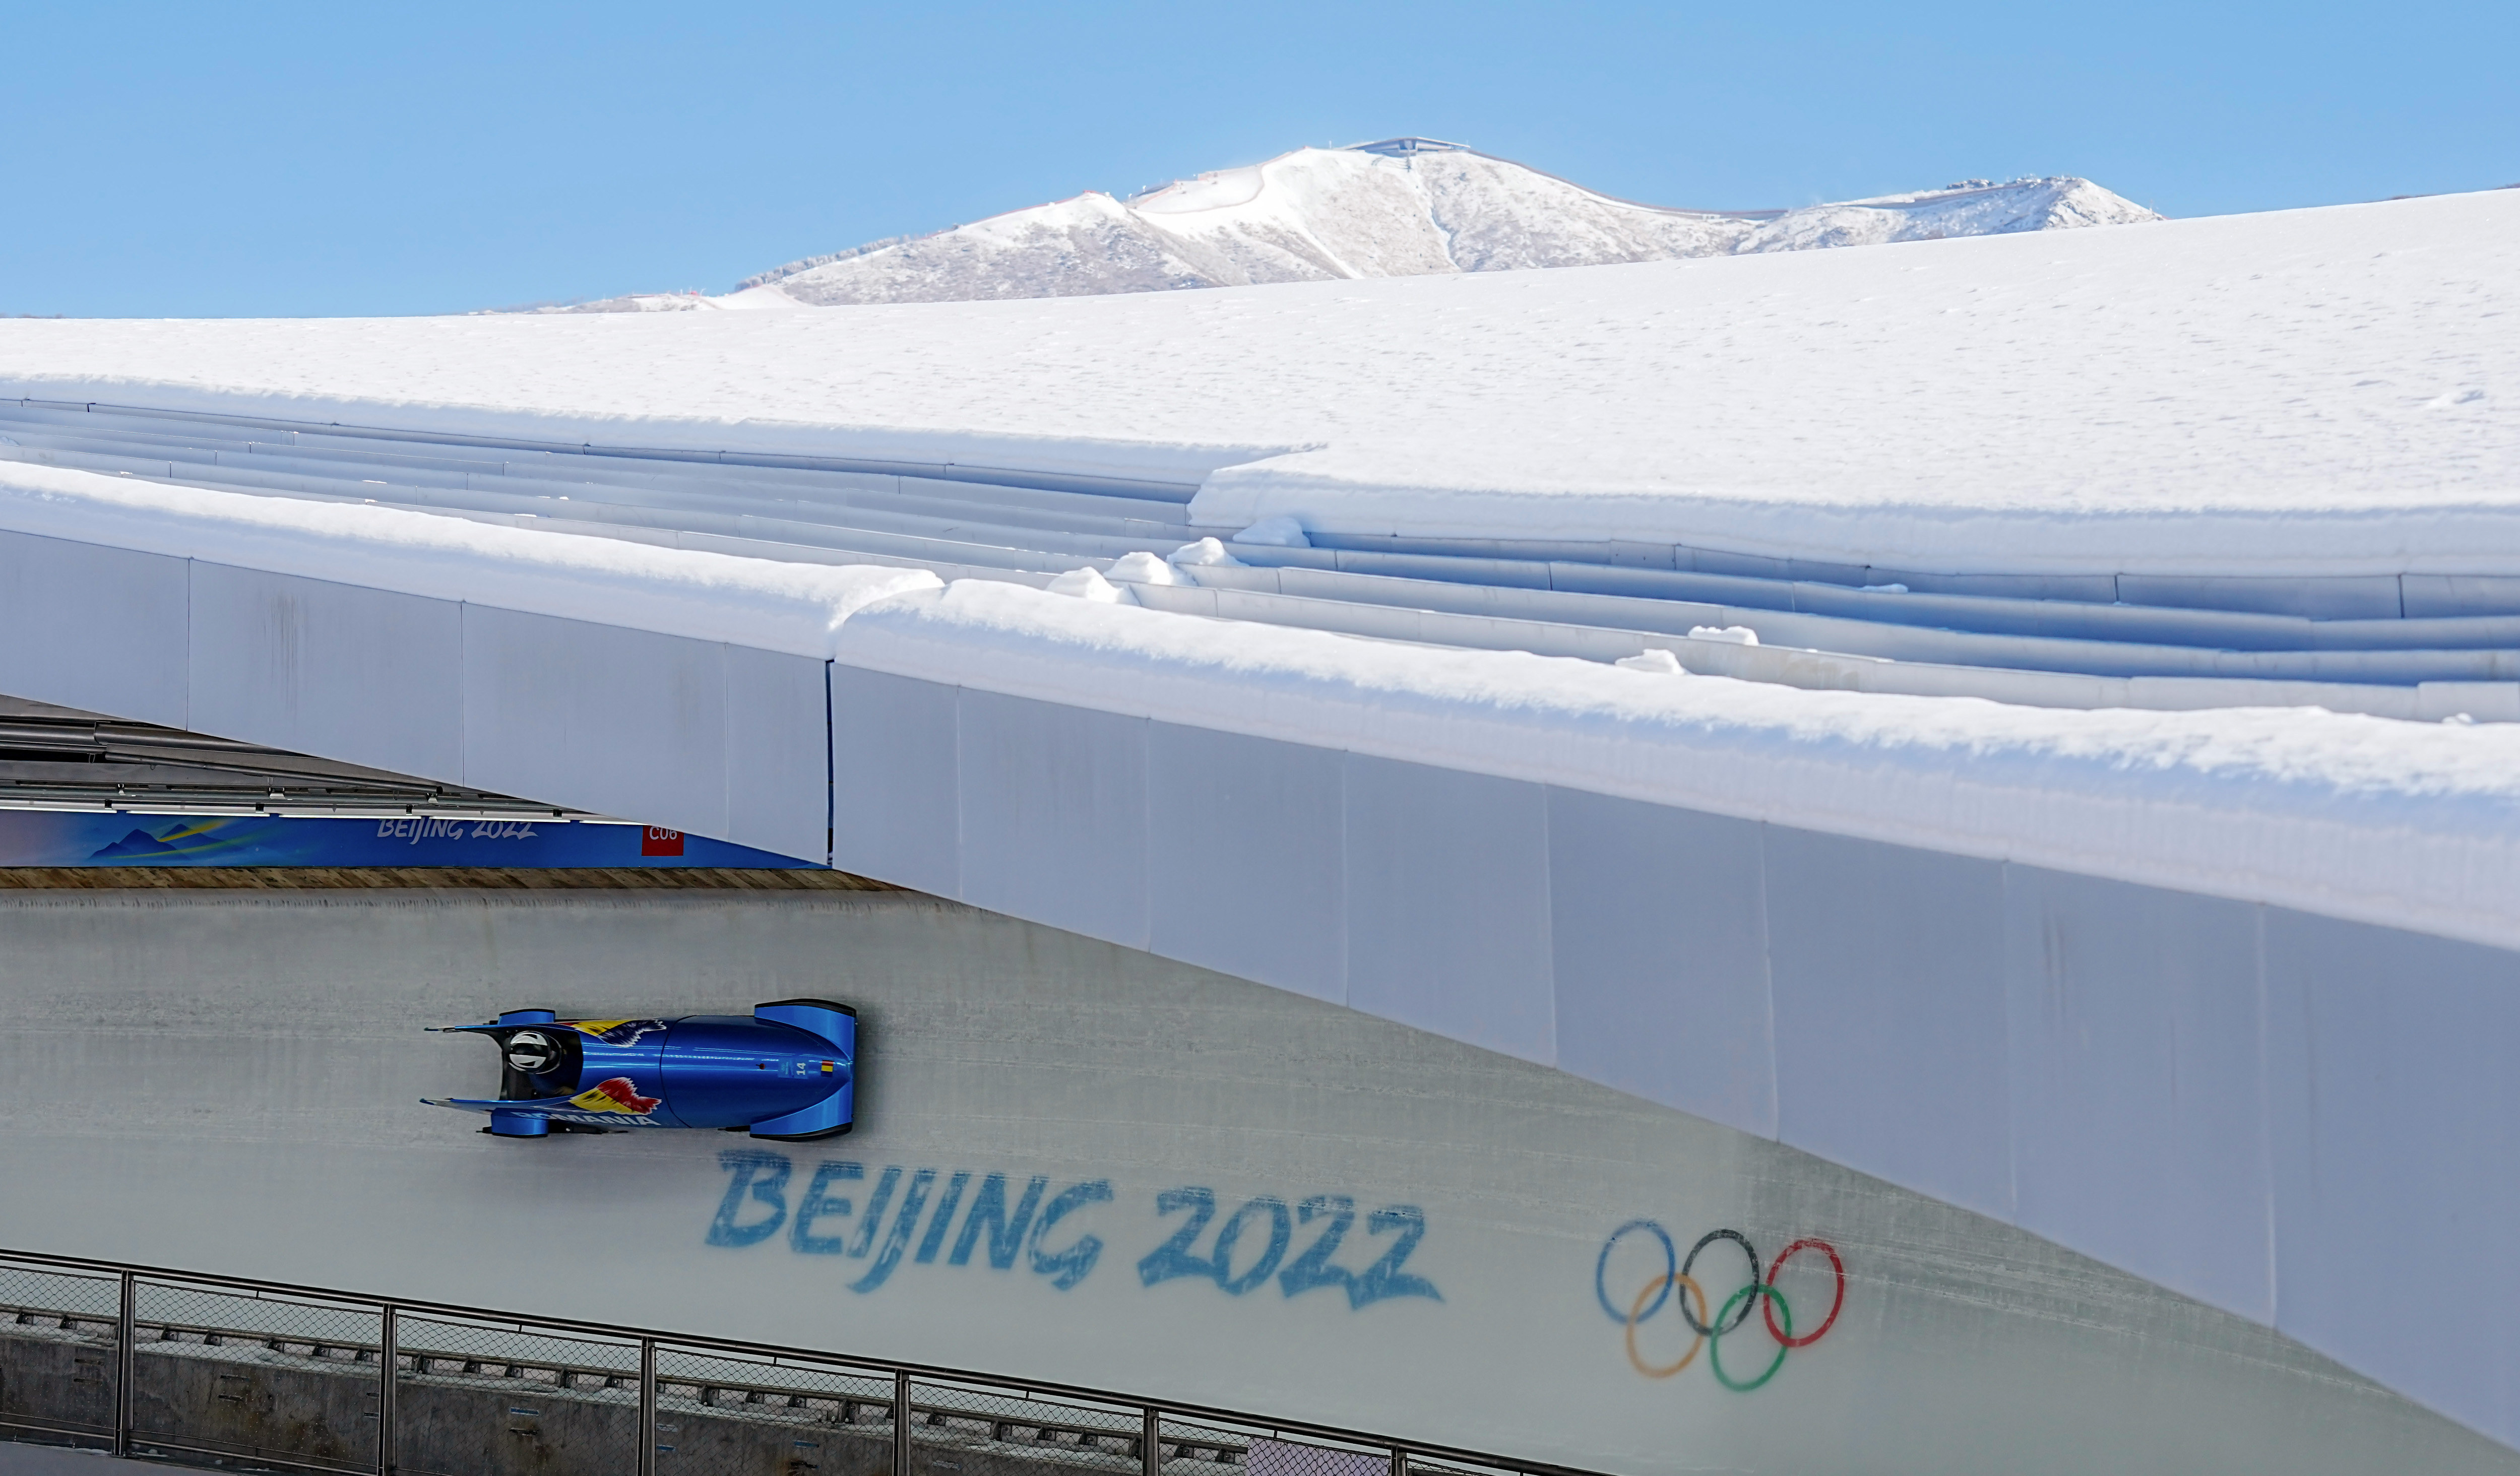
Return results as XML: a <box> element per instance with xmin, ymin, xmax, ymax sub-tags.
<box><xmin>722</xmin><ymin>144</ymin><xmax>2155</xmax><ymax>307</ymax></box>
<box><xmin>2</xmin><ymin>188</ymin><xmax>2513</xmax><ymax>575</ymax></box>
<box><xmin>0</xmin><ymin>461</ymin><xmax>938</xmax><ymax>656</ymax></box>
<box><xmin>836</xmin><ymin>579</ymin><xmax>2520</xmax><ymax>956</ymax></box>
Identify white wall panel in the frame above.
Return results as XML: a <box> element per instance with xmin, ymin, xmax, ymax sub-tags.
<box><xmin>2263</xmin><ymin>911</ymin><xmax>2520</xmax><ymax>1443</ymax></box>
<box><xmin>461</xmin><ymin>605</ymin><xmax>728</xmax><ymax>839</ymax></box>
<box><xmin>2002</xmin><ymin>867</ymin><xmax>2271</xmax><ymax>1321</ymax></box>
<box><xmin>1763</xmin><ymin>829</ymin><xmax>2012</xmax><ymax>1219</ymax></box>
<box><xmin>829</xmin><ymin>666</ymin><xmax>961</xmax><ymax>895</ymax></box>
<box><xmin>186</xmin><ymin>563</ymin><xmax>465</xmax><ymax>782</ymax></box>
<box><xmin>1343</xmin><ymin>755</ymin><xmax>1554</xmax><ymax>1064</ymax></box>
<box><xmin>722</xmin><ymin>645</ymin><xmax>829</xmax><ymax>864</ymax></box>
<box><xmin>0</xmin><ymin>530</ymin><xmax>188</xmax><ymax>728</ymax></box>
<box><xmin>957</xmin><ymin>689</ymin><xmax>1150</xmax><ymax>948</ymax></box>
<box><xmin>1547</xmin><ymin>787</ymin><xmax>1775</xmax><ymax>1137</ymax></box>
<box><xmin>1147</xmin><ymin>721</ymin><xmax>1346</xmax><ymax>1004</ymax></box>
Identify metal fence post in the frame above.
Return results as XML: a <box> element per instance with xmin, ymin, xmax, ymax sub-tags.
<box><xmin>891</xmin><ymin>1369</ymin><xmax>911</xmax><ymax>1476</ymax></box>
<box><xmin>112</xmin><ymin>1270</ymin><xmax>135</xmax><ymax>1458</ymax></box>
<box><xmin>1142</xmin><ymin>1405</ymin><xmax>1160</xmax><ymax>1476</ymax></box>
<box><xmin>1389</xmin><ymin>1447</ymin><xmax>1410</xmax><ymax>1476</ymax></box>
<box><xmin>376</xmin><ymin>1304</ymin><xmax>398</xmax><ymax>1476</ymax></box>
<box><xmin>638</xmin><ymin>1337</ymin><xmax>659</xmax><ymax>1476</ymax></box>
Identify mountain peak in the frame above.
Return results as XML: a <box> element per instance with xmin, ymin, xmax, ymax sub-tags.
<box><xmin>522</xmin><ymin>144</ymin><xmax>2160</xmax><ymax>314</ymax></box>
<box><xmin>1345</xmin><ymin>136</ymin><xmax>1472</xmax><ymax>157</ymax></box>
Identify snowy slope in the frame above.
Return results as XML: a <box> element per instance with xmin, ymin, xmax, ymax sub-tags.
<box><xmin>4</xmin><ymin>187</ymin><xmax>2511</xmax><ymax>577</ymax></box>
<box><xmin>0</xmin><ymin>460</ymin><xmax>939</xmax><ymax>656</ymax></box>
<box><xmin>1736</xmin><ymin>175</ymin><xmax>2155</xmax><ymax>252</ymax></box>
<box><xmin>514</xmin><ymin>152</ymin><xmax>2160</xmax><ymax>322</ymax></box>
<box><xmin>701</xmin><ymin>142</ymin><xmax>2157</xmax><ymax>307</ymax></box>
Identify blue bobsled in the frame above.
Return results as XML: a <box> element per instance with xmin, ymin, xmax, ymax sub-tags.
<box><xmin>425</xmin><ymin>1000</ymin><xmax>856</xmax><ymax>1140</ymax></box>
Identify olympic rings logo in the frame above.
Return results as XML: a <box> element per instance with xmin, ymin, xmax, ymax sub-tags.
<box><xmin>1595</xmin><ymin>1222</ymin><xmax>1845</xmax><ymax>1391</ymax></box>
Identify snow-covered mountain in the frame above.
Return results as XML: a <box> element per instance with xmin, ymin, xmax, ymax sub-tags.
<box><xmin>530</xmin><ymin>139</ymin><xmax>2158</xmax><ymax>312</ymax></box>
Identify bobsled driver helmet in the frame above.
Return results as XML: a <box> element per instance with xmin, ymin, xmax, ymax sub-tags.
<box><xmin>503</xmin><ymin>1031</ymin><xmax>561</xmax><ymax>1075</ymax></box>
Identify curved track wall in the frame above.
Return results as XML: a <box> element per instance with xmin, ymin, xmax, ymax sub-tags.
<box><xmin>0</xmin><ymin>888</ymin><xmax>2504</xmax><ymax>1476</ymax></box>
<box><xmin>4</xmin><ymin>509</ymin><xmax>2519</xmax><ymax>1447</ymax></box>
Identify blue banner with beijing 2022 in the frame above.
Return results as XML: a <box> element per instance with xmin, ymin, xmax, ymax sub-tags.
<box><xmin>0</xmin><ymin>811</ymin><xmax>815</xmax><ymax>869</ymax></box>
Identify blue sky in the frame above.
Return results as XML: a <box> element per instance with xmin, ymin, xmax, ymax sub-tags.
<box><xmin>4</xmin><ymin>1</ymin><xmax>2512</xmax><ymax>317</ymax></box>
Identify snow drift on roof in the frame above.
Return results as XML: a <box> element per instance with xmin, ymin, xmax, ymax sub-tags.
<box><xmin>0</xmin><ymin>462</ymin><xmax>938</xmax><ymax>657</ymax></box>
<box><xmin>2</xmin><ymin>187</ymin><xmax>2512</xmax><ymax>579</ymax></box>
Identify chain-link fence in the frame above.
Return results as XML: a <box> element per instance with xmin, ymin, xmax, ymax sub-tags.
<box><xmin>652</xmin><ymin>1343</ymin><xmax>895</xmax><ymax>1476</ymax></box>
<box><xmin>125</xmin><ymin>1277</ymin><xmax>384</xmax><ymax>1473</ymax></box>
<box><xmin>1151</xmin><ymin>1414</ymin><xmax>1248</xmax><ymax>1474</ymax></box>
<box><xmin>392</xmin><ymin>1311</ymin><xmax>644</xmax><ymax>1476</ymax></box>
<box><xmin>1164</xmin><ymin>1414</ymin><xmax>1384</xmax><ymax>1476</ymax></box>
<box><xmin>0</xmin><ymin>1250</ymin><xmax>1597</xmax><ymax>1476</ymax></box>
<box><xmin>905</xmin><ymin>1375</ymin><xmax>1145</xmax><ymax>1476</ymax></box>
<box><xmin>0</xmin><ymin>1257</ymin><xmax>122</xmax><ymax>1446</ymax></box>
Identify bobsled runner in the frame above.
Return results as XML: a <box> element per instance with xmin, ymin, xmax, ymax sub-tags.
<box><xmin>425</xmin><ymin>1000</ymin><xmax>856</xmax><ymax>1140</ymax></box>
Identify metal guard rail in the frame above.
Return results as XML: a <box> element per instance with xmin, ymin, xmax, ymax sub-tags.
<box><xmin>0</xmin><ymin>1246</ymin><xmax>1600</xmax><ymax>1476</ymax></box>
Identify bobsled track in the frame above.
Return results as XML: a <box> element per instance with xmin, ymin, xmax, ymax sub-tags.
<box><xmin>6</xmin><ymin>399</ymin><xmax>2520</xmax><ymax>1472</ymax></box>
<box><xmin>0</xmin><ymin>880</ymin><xmax>2514</xmax><ymax>1476</ymax></box>
<box><xmin>3</xmin><ymin>188</ymin><xmax>2519</xmax><ymax>1471</ymax></box>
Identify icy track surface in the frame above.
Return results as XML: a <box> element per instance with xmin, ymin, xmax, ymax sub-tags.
<box><xmin>1</xmin><ymin>187</ymin><xmax>2513</xmax><ymax>576</ymax></box>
